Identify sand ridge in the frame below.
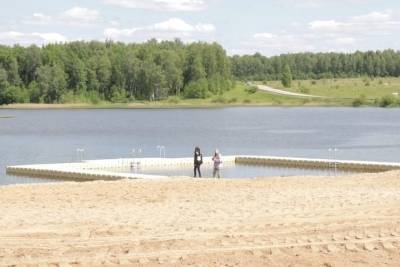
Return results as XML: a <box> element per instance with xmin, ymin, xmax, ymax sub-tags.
<box><xmin>1</xmin><ymin>172</ymin><xmax>400</xmax><ymax>266</ymax></box>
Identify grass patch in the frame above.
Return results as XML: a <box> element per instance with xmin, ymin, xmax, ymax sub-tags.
<box><xmin>264</xmin><ymin>77</ymin><xmax>400</xmax><ymax>100</ymax></box>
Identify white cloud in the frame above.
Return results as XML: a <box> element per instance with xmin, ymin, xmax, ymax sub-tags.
<box><xmin>353</xmin><ymin>11</ymin><xmax>392</xmax><ymax>22</ymax></box>
<box><xmin>104</xmin><ymin>27</ymin><xmax>139</xmax><ymax>38</ymax></box>
<box><xmin>276</xmin><ymin>0</ymin><xmax>380</xmax><ymax>8</ymax></box>
<box><xmin>241</xmin><ymin>32</ymin><xmax>316</xmax><ymax>55</ymax></box>
<box><xmin>24</xmin><ymin>6</ymin><xmax>102</xmax><ymax>26</ymax></box>
<box><xmin>237</xmin><ymin>9</ymin><xmax>400</xmax><ymax>56</ymax></box>
<box><xmin>153</xmin><ymin>18</ymin><xmax>215</xmax><ymax>33</ymax></box>
<box><xmin>30</xmin><ymin>13</ymin><xmax>52</xmax><ymax>25</ymax></box>
<box><xmin>309</xmin><ymin>20</ymin><xmax>341</xmax><ymax>31</ymax></box>
<box><xmin>154</xmin><ymin>18</ymin><xmax>195</xmax><ymax>32</ymax></box>
<box><xmin>61</xmin><ymin>7</ymin><xmax>102</xmax><ymax>24</ymax></box>
<box><xmin>253</xmin><ymin>33</ymin><xmax>276</xmax><ymax>40</ymax></box>
<box><xmin>334</xmin><ymin>37</ymin><xmax>356</xmax><ymax>45</ymax></box>
<box><xmin>104</xmin><ymin>17</ymin><xmax>215</xmax><ymax>41</ymax></box>
<box><xmin>308</xmin><ymin>9</ymin><xmax>400</xmax><ymax>35</ymax></box>
<box><xmin>103</xmin><ymin>0</ymin><xmax>206</xmax><ymax>11</ymax></box>
<box><xmin>0</xmin><ymin>31</ymin><xmax>67</xmax><ymax>46</ymax></box>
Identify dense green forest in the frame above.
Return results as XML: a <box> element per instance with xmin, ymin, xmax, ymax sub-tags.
<box><xmin>232</xmin><ymin>50</ymin><xmax>400</xmax><ymax>81</ymax></box>
<box><xmin>1</xmin><ymin>39</ymin><xmax>400</xmax><ymax>105</ymax></box>
<box><xmin>0</xmin><ymin>40</ymin><xmax>232</xmax><ymax>104</ymax></box>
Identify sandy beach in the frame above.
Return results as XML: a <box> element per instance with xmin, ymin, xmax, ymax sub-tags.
<box><xmin>1</xmin><ymin>172</ymin><xmax>400</xmax><ymax>266</ymax></box>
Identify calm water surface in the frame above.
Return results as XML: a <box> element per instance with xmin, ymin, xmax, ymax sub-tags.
<box><xmin>1</xmin><ymin>107</ymin><xmax>399</xmax><ymax>185</ymax></box>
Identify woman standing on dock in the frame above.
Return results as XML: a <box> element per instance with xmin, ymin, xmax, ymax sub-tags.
<box><xmin>193</xmin><ymin>147</ymin><xmax>203</xmax><ymax>178</ymax></box>
<box><xmin>212</xmin><ymin>150</ymin><xmax>223</xmax><ymax>178</ymax></box>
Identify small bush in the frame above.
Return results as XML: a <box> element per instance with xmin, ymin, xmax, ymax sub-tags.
<box><xmin>243</xmin><ymin>99</ymin><xmax>251</xmax><ymax>104</ymax></box>
<box><xmin>110</xmin><ymin>86</ymin><xmax>128</xmax><ymax>103</ymax></box>
<box><xmin>273</xmin><ymin>99</ymin><xmax>282</xmax><ymax>105</ymax></box>
<box><xmin>311</xmin><ymin>80</ymin><xmax>317</xmax><ymax>85</ymax></box>
<box><xmin>87</xmin><ymin>91</ymin><xmax>102</xmax><ymax>104</ymax></box>
<box><xmin>211</xmin><ymin>95</ymin><xmax>227</xmax><ymax>104</ymax></box>
<box><xmin>352</xmin><ymin>95</ymin><xmax>367</xmax><ymax>107</ymax></box>
<box><xmin>299</xmin><ymin>86</ymin><xmax>310</xmax><ymax>94</ymax></box>
<box><xmin>245</xmin><ymin>85</ymin><xmax>257</xmax><ymax>94</ymax></box>
<box><xmin>0</xmin><ymin>87</ymin><xmax>17</xmax><ymax>105</ymax></box>
<box><xmin>362</xmin><ymin>76</ymin><xmax>371</xmax><ymax>86</ymax></box>
<box><xmin>183</xmin><ymin>79</ymin><xmax>208</xmax><ymax>99</ymax></box>
<box><xmin>167</xmin><ymin>96</ymin><xmax>180</xmax><ymax>104</ymax></box>
<box><xmin>378</xmin><ymin>95</ymin><xmax>399</xmax><ymax>107</ymax></box>
<box><xmin>228</xmin><ymin>97</ymin><xmax>237</xmax><ymax>103</ymax></box>
<box><xmin>60</xmin><ymin>91</ymin><xmax>75</xmax><ymax>104</ymax></box>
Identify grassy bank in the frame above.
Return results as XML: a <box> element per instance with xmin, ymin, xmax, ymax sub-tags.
<box><xmin>264</xmin><ymin>77</ymin><xmax>400</xmax><ymax>106</ymax></box>
<box><xmin>0</xmin><ymin>83</ymin><xmax>343</xmax><ymax>109</ymax></box>
<box><xmin>1</xmin><ymin>78</ymin><xmax>400</xmax><ymax>109</ymax></box>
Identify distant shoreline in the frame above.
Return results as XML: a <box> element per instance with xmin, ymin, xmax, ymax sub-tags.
<box><xmin>0</xmin><ymin>102</ymin><xmax>343</xmax><ymax>110</ymax></box>
<box><xmin>2</xmin><ymin>78</ymin><xmax>400</xmax><ymax>109</ymax></box>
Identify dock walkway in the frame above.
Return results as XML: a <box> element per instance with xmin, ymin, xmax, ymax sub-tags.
<box><xmin>6</xmin><ymin>155</ymin><xmax>400</xmax><ymax>181</ymax></box>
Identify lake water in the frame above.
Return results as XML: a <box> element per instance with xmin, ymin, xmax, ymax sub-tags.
<box><xmin>1</xmin><ymin>107</ymin><xmax>400</xmax><ymax>185</ymax></box>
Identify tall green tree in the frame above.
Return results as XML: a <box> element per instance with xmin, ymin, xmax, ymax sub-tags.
<box><xmin>281</xmin><ymin>64</ymin><xmax>292</xmax><ymax>88</ymax></box>
<box><xmin>19</xmin><ymin>45</ymin><xmax>41</xmax><ymax>86</ymax></box>
<box><xmin>0</xmin><ymin>67</ymin><xmax>16</xmax><ymax>104</ymax></box>
<box><xmin>36</xmin><ymin>64</ymin><xmax>67</xmax><ymax>103</ymax></box>
<box><xmin>0</xmin><ymin>67</ymin><xmax>8</xmax><ymax>90</ymax></box>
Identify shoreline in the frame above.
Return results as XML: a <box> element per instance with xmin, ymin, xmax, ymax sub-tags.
<box><xmin>0</xmin><ymin>102</ymin><xmax>374</xmax><ymax>110</ymax></box>
<box><xmin>1</xmin><ymin>171</ymin><xmax>400</xmax><ymax>266</ymax></box>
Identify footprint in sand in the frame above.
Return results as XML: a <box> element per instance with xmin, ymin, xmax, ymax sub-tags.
<box><xmin>365</xmin><ymin>231</ymin><xmax>374</xmax><ymax>238</ymax></box>
<box><xmin>251</xmin><ymin>250</ymin><xmax>264</xmax><ymax>257</ymax></box>
<box><xmin>355</xmin><ymin>233</ymin><xmax>364</xmax><ymax>240</ymax></box>
<box><xmin>331</xmin><ymin>234</ymin><xmax>342</xmax><ymax>242</ymax></box>
<box><xmin>382</xmin><ymin>242</ymin><xmax>396</xmax><ymax>252</ymax></box>
<box><xmin>344</xmin><ymin>235</ymin><xmax>353</xmax><ymax>241</ymax></box>
<box><xmin>285</xmin><ymin>237</ymin><xmax>295</xmax><ymax>244</ymax></box>
<box><xmin>379</xmin><ymin>229</ymin><xmax>390</xmax><ymax>237</ymax></box>
<box><xmin>363</xmin><ymin>243</ymin><xmax>376</xmax><ymax>251</ymax></box>
<box><xmin>391</xmin><ymin>232</ymin><xmax>400</xmax><ymax>237</ymax></box>
<box><xmin>379</xmin><ymin>232</ymin><xmax>388</xmax><ymax>238</ymax></box>
<box><xmin>345</xmin><ymin>243</ymin><xmax>358</xmax><ymax>252</ymax></box>
<box><xmin>266</xmin><ymin>247</ymin><xmax>281</xmax><ymax>255</ymax></box>
<box><xmin>157</xmin><ymin>256</ymin><xmax>170</xmax><ymax>264</ymax></box>
<box><xmin>308</xmin><ymin>245</ymin><xmax>320</xmax><ymax>253</ymax></box>
<box><xmin>119</xmin><ymin>258</ymin><xmax>133</xmax><ymax>265</ymax></box>
<box><xmin>326</xmin><ymin>244</ymin><xmax>340</xmax><ymax>252</ymax></box>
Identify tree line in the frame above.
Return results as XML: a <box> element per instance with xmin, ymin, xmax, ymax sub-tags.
<box><xmin>232</xmin><ymin>50</ymin><xmax>400</xmax><ymax>81</ymax></box>
<box><xmin>1</xmin><ymin>39</ymin><xmax>400</xmax><ymax>105</ymax></box>
<box><xmin>0</xmin><ymin>39</ymin><xmax>232</xmax><ymax>104</ymax></box>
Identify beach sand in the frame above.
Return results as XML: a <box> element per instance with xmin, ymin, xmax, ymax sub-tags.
<box><xmin>1</xmin><ymin>172</ymin><xmax>400</xmax><ymax>266</ymax></box>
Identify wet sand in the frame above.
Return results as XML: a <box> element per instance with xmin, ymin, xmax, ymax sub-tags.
<box><xmin>1</xmin><ymin>172</ymin><xmax>400</xmax><ymax>266</ymax></box>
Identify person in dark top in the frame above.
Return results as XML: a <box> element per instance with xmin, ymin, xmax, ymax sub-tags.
<box><xmin>193</xmin><ymin>146</ymin><xmax>203</xmax><ymax>178</ymax></box>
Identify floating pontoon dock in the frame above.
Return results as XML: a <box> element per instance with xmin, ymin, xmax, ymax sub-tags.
<box><xmin>6</xmin><ymin>155</ymin><xmax>400</xmax><ymax>181</ymax></box>
<box><xmin>235</xmin><ymin>156</ymin><xmax>400</xmax><ymax>172</ymax></box>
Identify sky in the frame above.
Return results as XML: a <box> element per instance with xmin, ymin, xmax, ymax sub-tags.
<box><xmin>0</xmin><ymin>0</ymin><xmax>399</xmax><ymax>56</ymax></box>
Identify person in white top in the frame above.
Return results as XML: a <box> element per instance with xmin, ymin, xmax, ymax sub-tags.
<box><xmin>212</xmin><ymin>149</ymin><xmax>222</xmax><ymax>178</ymax></box>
